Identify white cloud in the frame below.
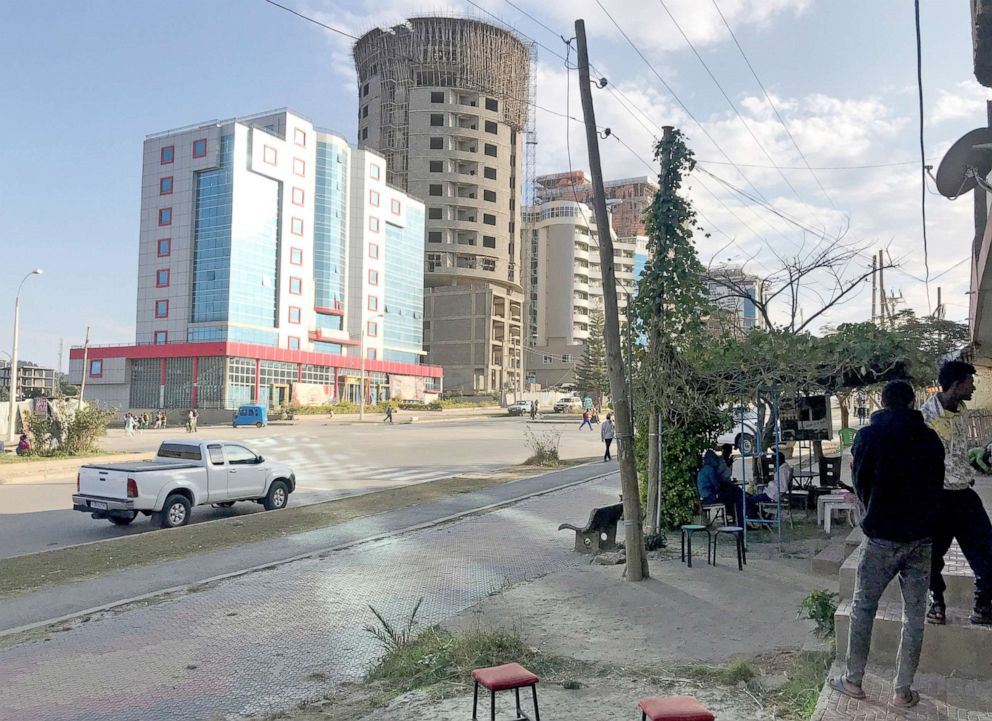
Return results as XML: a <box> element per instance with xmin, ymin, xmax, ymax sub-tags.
<box><xmin>929</xmin><ymin>80</ymin><xmax>992</xmax><ymax>125</ymax></box>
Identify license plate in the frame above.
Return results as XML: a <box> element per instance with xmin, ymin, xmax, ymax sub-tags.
<box><xmin>90</xmin><ymin>501</ymin><xmax>108</xmax><ymax>510</ymax></box>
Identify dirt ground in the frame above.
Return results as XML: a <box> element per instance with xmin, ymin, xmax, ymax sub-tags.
<box><xmin>258</xmin><ymin>542</ymin><xmax>833</xmax><ymax>721</ymax></box>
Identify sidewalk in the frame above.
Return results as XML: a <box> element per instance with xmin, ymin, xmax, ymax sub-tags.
<box><xmin>0</xmin><ymin>463</ymin><xmax>828</xmax><ymax>721</ymax></box>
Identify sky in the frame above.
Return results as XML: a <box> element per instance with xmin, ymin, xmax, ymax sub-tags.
<box><xmin>2</xmin><ymin>0</ymin><xmax>990</xmax><ymax>369</ymax></box>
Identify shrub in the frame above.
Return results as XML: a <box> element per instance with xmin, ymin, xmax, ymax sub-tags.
<box><xmin>635</xmin><ymin>419</ymin><xmax>708</xmax><ymax>528</ymax></box>
<box><xmin>798</xmin><ymin>589</ymin><xmax>838</xmax><ymax>639</ymax></box>
<box><xmin>63</xmin><ymin>405</ymin><xmax>115</xmax><ymax>454</ymax></box>
<box><xmin>523</xmin><ymin>427</ymin><xmax>561</xmax><ymax>466</ymax></box>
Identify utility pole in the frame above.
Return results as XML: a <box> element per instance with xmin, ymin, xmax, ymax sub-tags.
<box><xmin>870</xmin><ymin>253</ymin><xmax>877</xmax><ymax>323</ymax></box>
<box><xmin>878</xmin><ymin>250</ymin><xmax>888</xmax><ymax>329</ymax></box>
<box><xmin>78</xmin><ymin>328</ymin><xmax>90</xmax><ymax>405</ymax></box>
<box><xmin>575</xmin><ymin>18</ymin><xmax>647</xmax><ymax>580</ymax></box>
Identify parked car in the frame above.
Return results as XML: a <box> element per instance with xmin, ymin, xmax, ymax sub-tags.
<box><xmin>233</xmin><ymin>404</ymin><xmax>268</xmax><ymax>428</ymax></box>
<box><xmin>507</xmin><ymin>400</ymin><xmax>533</xmax><ymax>416</ymax></box>
<box><xmin>553</xmin><ymin>397</ymin><xmax>583</xmax><ymax>413</ymax></box>
<box><xmin>716</xmin><ymin>407</ymin><xmax>759</xmax><ymax>455</ymax></box>
<box><xmin>72</xmin><ymin>440</ymin><xmax>296</xmax><ymax>528</ymax></box>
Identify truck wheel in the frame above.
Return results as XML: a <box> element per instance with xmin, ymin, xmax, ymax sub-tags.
<box><xmin>736</xmin><ymin>433</ymin><xmax>756</xmax><ymax>455</ymax></box>
<box><xmin>158</xmin><ymin>494</ymin><xmax>192</xmax><ymax>528</ymax></box>
<box><xmin>255</xmin><ymin>421</ymin><xmax>263</xmax><ymax>428</ymax></box>
<box><xmin>109</xmin><ymin>512</ymin><xmax>138</xmax><ymax>526</ymax></box>
<box><xmin>263</xmin><ymin>480</ymin><xmax>289</xmax><ymax>511</ymax></box>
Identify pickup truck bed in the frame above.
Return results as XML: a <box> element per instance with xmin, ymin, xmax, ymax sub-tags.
<box><xmin>83</xmin><ymin>461</ymin><xmax>198</xmax><ymax>473</ymax></box>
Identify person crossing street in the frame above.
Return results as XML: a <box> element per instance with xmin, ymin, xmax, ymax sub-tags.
<box><xmin>600</xmin><ymin>413</ymin><xmax>615</xmax><ymax>461</ymax></box>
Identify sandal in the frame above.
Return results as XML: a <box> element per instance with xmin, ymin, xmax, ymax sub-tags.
<box><xmin>926</xmin><ymin>601</ymin><xmax>946</xmax><ymax>625</ymax></box>
<box><xmin>829</xmin><ymin>677</ymin><xmax>866</xmax><ymax>700</ymax></box>
<box><xmin>891</xmin><ymin>690</ymin><xmax>920</xmax><ymax>708</ymax></box>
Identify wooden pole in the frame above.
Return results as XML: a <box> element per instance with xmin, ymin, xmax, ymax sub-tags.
<box><xmin>878</xmin><ymin>250</ymin><xmax>888</xmax><ymax>329</ymax></box>
<box><xmin>78</xmin><ymin>328</ymin><xmax>90</xmax><ymax>406</ymax></box>
<box><xmin>575</xmin><ymin>19</ymin><xmax>647</xmax><ymax>580</ymax></box>
<box><xmin>871</xmin><ymin>253</ymin><xmax>877</xmax><ymax>323</ymax></box>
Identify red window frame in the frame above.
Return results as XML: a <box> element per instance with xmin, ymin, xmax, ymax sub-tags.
<box><xmin>368</xmin><ymin>216</ymin><xmax>379</xmax><ymax>233</ymax></box>
<box><xmin>290</xmin><ymin>247</ymin><xmax>303</xmax><ymax>265</ymax></box>
<box><xmin>156</xmin><ymin>268</ymin><xmax>170</xmax><ymax>288</ymax></box>
<box><xmin>159</xmin><ymin>176</ymin><xmax>173</xmax><ymax>195</ymax></box>
<box><xmin>192</xmin><ymin>138</ymin><xmax>207</xmax><ymax>158</ymax></box>
<box><xmin>154</xmin><ymin>299</ymin><xmax>169</xmax><ymax>319</ymax></box>
<box><xmin>263</xmin><ymin>145</ymin><xmax>277</xmax><ymax>165</ymax></box>
<box><xmin>368</xmin><ymin>269</ymin><xmax>379</xmax><ymax>286</ymax></box>
<box><xmin>367</xmin><ymin>348</ymin><xmax>377</xmax><ymax>360</ymax></box>
<box><xmin>288</xmin><ymin>306</ymin><xmax>301</xmax><ymax>324</ymax></box>
<box><xmin>294</xmin><ymin>128</ymin><xmax>306</xmax><ymax>147</ymax></box>
<box><xmin>157</xmin><ymin>238</ymin><xmax>171</xmax><ymax>257</ymax></box>
<box><xmin>370</xmin><ymin>164</ymin><xmax>380</xmax><ymax>180</ymax></box>
<box><xmin>288</xmin><ymin>336</ymin><xmax>301</xmax><ymax>350</ymax></box>
<box><xmin>154</xmin><ymin>330</ymin><xmax>169</xmax><ymax>345</ymax></box>
<box><xmin>291</xmin><ymin>217</ymin><xmax>304</xmax><ymax>236</ymax></box>
<box><xmin>369</xmin><ymin>189</ymin><xmax>380</xmax><ymax>207</ymax></box>
<box><xmin>89</xmin><ymin>359</ymin><xmax>103</xmax><ymax>378</ymax></box>
<box><xmin>289</xmin><ymin>276</ymin><xmax>303</xmax><ymax>295</ymax></box>
<box><xmin>160</xmin><ymin>145</ymin><xmax>174</xmax><ymax>164</ymax></box>
<box><xmin>158</xmin><ymin>207</ymin><xmax>172</xmax><ymax>226</ymax></box>
<box><xmin>367</xmin><ymin>295</ymin><xmax>378</xmax><ymax>311</ymax></box>
<box><xmin>367</xmin><ymin>320</ymin><xmax>378</xmax><ymax>337</ymax></box>
<box><xmin>368</xmin><ymin>243</ymin><xmax>379</xmax><ymax>259</ymax></box>
<box><xmin>291</xmin><ymin>187</ymin><xmax>305</xmax><ymax>206</ymax></box>
<box><xmin>293</xmin><ymin>158</ymin><xmax>306</xmax><ymax>177</ymax></box>
<box><xmin>391</xmin><ymin>198</ymin><xmax>401</xmax><ymax>215</ymax></box>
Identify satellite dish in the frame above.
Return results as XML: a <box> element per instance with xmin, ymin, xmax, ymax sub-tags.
<box><xmin>935</xmin><ymin>127</ymin><xmax>992</xmax><ymax>198</ymax></box>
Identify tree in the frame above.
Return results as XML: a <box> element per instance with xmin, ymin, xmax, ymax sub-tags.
<box><xmin>574</xmin><ymin>309</ymin><xmax>609</xmax><ymax>407</ymax></box>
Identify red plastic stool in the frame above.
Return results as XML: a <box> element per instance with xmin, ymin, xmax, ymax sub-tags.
<box><xmin>638</xmin><ymin>695</ymin><xmax>715</xmax><ymax>721</ymax></box>
<box><xmin>471</xmin><ymin>662</ymin><xmax>540</xmax><ymax>721</ymax></box>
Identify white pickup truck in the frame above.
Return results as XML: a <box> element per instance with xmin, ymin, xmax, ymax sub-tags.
<box><xmin>72</xmin><ymin>440</ymin><xmax>296</xmax><ymax>529</ymax></box>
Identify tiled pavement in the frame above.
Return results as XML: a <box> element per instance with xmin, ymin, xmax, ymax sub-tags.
<box><xmin>813</xmin><ymin>661</ymin><xmax>992</xmax><ymax>721</ymax></box>
<box><xmin>0</xmin><ymin>474</ymin><xmax>621</xmax><ymax>721</ymax></box>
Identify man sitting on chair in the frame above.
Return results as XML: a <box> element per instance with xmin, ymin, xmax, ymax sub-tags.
<box><xmin>698</xmin><ymin>449</ymin><xmax>753</xmax><ymax>525</ymax></box>
<box><xmin>751</xmin><ymin>451</ymin><xmax>792</xmax><ymax>507</ymax></box>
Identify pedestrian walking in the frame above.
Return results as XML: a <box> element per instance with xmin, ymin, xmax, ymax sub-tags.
<box><xmin>530</xmin><ymin>401</ymin><xmax>538</xmax><ymax>420</ymax></box>
<box><xmin>384</xmin><ymin>403</ymin><xmax>394</xmax><ymax>424</ymax></box>
<box><xmin>830</xmin><ymin>380</ymin><xmax>944</xmax><ymax>709</ymax></box>
<box><xmin>600</xmin><ymin>413</ymin><xmax>615</xmax><ymax>461</ymax></box>
<box><xmin>124</xmin><ymin>413</ymin><xmax>135</xmax><ymax>438</ymax></box>
<box><xmin>188</xmin><ymin>409</ymin><xmax>198</xmax><ymax>433</ymax></box>
<box><xmin>920</xmin><ymin>360</ymin><xmax>992</xmax><ymax>626</ymax></box>
<box><xmin>578</xmin><ymin>409</ymin><xmax>593</xmax><ymax>431</ymax></box>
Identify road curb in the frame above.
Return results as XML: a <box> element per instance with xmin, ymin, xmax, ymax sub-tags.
<box><xmin>0</xmin><ymin>464</ymin><xmax>616</xmax><ymax>639</ymax></box>
<box><xmin>0</xmin><ymin>452</ymin><xmax>155</xmax><ymax>485</ymax></box>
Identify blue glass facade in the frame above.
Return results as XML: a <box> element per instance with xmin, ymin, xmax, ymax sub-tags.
<box><xmin>384</xmin><ymin>209</ymin><xmax>425</xmax><ymax>359</ymax></box>
<box><xmin>191</xmin><ymin>132</ymin><xmax>279</xmax><ymax>340</ymax></box>
<box><xmin>312</xmin><ymin>341</ymin><xmax>343</xmax><ymax>354</ymax></box>
<box><xmin>314</xmin><ymin>140</ymin><xmax>348</xmax><ymax>311</ymax></box>
<box><xmin>188</xmin><ymin>326</ymin><xmax>279</xmax><ymax>344</ymax></box>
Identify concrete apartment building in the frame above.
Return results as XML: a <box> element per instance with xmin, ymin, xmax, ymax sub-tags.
<box><xmin>70</xmin><ymin>109</ymin><xmax>440</xmax><ymax>413</ymax></box>
<box><xmin>353</xmin><ymin>17</ymin><xmax>530</xmax><ymax>394</ymax></box>
<box><xmin>0</xmin><ymin>362</ymin><xmax>58</xmax><ymax>399</ymax></box>
<box><xmin>535</xmin><ymin>171</ymin><xmax>658</xmax><ymax>238</ymax></box>
<box><xmin>523</xmin><ymin>199</ymin><xmax>643</xmax><ymax>388</ymax></box>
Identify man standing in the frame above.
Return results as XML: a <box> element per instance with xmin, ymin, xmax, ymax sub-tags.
<box><xmin>832</xmin><ymin>380</ymin><xmax>944</xmax><ymax>708</ymax></box>
<box><xmin>920</xmin><ymin>360</ymin><xmax>992</xmax><ymax>625</ymax></box>
<box><xmin>578</xmin><ymin>409</ymin><xmax>593</xmax><ymax>431</ymax></box>
<box><xmin>600</xmin><ymin>413</ymin><xmax>615</xmax><ymax>461</ymax></box>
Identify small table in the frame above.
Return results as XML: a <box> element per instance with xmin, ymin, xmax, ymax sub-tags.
<box><xmin>817</xmin><ymin>491</ymin><xmax>849</xmax><ymax>525</ymax></box>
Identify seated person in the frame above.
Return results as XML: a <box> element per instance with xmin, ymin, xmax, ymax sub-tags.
<box><xmin>698</xmin><ymin>449</ymin><xmax>753</xmax><ymax>524</ymax></box>
<box><xmin>15</xmin><ymin>433</ymin><xmax>30</xmax><ymax>456</ymax></box>
<box><xmin>719</xmin><ymin>443</ymin><xmax>735</xmax><ymax>483</ymax></box>
<box><xmin>752</xmin><ymin>451</ymin><xmax>793</xmax><ymax>505</ymax></box>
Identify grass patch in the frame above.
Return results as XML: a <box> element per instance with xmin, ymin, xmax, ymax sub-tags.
<box><xmin>367</xmin><ymin>627</ymin><xmax>543</xmax><ymax>696</ymax></box>
<box><xmin>0</xmin><ymin>449</ymin><xmax>107</xmax><ymax>464</ymax></box>
<box><xmin>765</xmin><ymin>651</ymin><xmax>832</xmax><ymax>720</ymax></box>
<box><xmin>677</xmin><ymin>659</ymin><xmax>756</xmax><ymax>686</ymax></box>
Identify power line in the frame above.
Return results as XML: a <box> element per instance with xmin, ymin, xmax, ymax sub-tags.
<box><xmin>914</xmin><ymin>0</ymin><xmax>933</xmax><ymax>313</ymax></box>
<box><xmin>656</xmin><ymin>0</ymin><xmax>814</xmax><ymax>215</ymax></box>
<box><xmin>698</xmin><ymin>158</ymin><xmax>922</xmax><ymax>170</ymax></box>
<box><xmin>261</xmin><ymin>0</ymin><xmax>358</xmax><ymax>39</ymax></box>
<box><xmin>709</xmin><ymin>0</ymin><xmax>837</xmax><ymax>210</ymax></box>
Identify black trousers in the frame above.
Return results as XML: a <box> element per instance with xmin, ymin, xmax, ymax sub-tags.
<box><xmin>931</xmin><ymin>487</ymin><xmax>992</xmax><ymax>608</ymax></box>
<box><xmin>603</xmin><ymin>438</ymin><xmax>613</xmax><ymax>460</ymax></box>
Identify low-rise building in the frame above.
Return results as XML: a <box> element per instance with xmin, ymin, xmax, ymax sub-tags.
<box><xmin>0</xmin><ymin>362</ymin><xmax>57</xmax><ymax>399</ymax></box>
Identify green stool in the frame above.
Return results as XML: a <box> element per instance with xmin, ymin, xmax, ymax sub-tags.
<box><xmin>680</xmin><ymin>524</ymin><xmax>710</xmax><ymax>568</ymax></box>
<box><xmin>839</xmin><ymin>427</ymin><xmax>857</xmax><ymax>452</ymax></box>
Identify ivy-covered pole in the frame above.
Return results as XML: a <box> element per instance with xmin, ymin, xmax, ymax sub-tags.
<box><xmin>575</xmin><ymin>19</ymin><xmax>648</xmax><ymax>580</ymax></box>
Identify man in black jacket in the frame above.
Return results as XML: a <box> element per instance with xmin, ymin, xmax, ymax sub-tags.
<box><xmin>831</xmin><ymin>380</ymin><xmax>944</xmax><ymax>709</ymax></box>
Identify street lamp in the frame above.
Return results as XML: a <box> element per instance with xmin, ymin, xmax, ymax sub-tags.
<box><xmin>7</xmin><ymin>269</ymin><xmax>43</xmax><ymax>443</ymax></box>
<box><xmin>358</xmin><ymin>312</ymin><xmax>385</xmax><ymax>421</ymax></box>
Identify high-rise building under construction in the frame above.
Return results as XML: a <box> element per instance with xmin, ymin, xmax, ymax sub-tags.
<box><xmin>354</xmin><ymin>17</ymin><xmax>531</xmax><ymax>394</ymax></box>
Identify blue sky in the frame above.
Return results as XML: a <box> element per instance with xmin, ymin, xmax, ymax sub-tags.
<box><xmin>2</xmin><ymin>0</ymin><xmax>988</xmax><ymax>369</ymax></box>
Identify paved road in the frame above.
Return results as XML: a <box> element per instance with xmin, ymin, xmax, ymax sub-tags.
<box><xmin>0</xmin><ymin>416</ymin><xmax>604</xmax><ymax>558</ymax></box>
<box><xmin>0</xmin><ymin>472</ymin><xmax>620</xmax><ymax>721</ymax></box>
